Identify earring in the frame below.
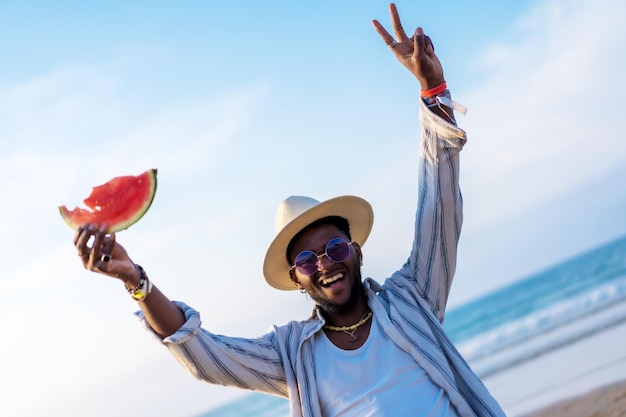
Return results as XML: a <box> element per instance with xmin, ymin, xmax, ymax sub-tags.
<box><xmin>299</xmin><ymin>288</ymin><xmax>309</xmax><ymax>301</ymax></box>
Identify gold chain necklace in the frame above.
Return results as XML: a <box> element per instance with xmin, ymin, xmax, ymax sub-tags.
<box><xmin>323</xmin><ymin>310</ymin><xmax>373</xmax><ymax>343</ymax></box>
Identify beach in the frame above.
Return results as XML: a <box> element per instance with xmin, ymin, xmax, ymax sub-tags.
<box><xmin>480</xmin><ymin>318</ymin><xmax>626</xmax><ymax>417</ymax></box>
<box><xmin>523</xmin><ymin>379</ymin><xmax>626</xmax><ymax>417</ymax></box>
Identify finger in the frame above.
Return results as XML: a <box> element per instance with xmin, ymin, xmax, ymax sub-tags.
<box><xmin>390</xmin><ymin>3</ymin><xmax>409</xmax><ymax>41</ymax></box>
<box><xmin>101</xmin><ymin>232</ymin><xmax>116</xmax><ymax>259</ymax></box>
<box><xmin>87</xmin><ymin>225</ymin><xmax>108</xmax><ymax>264</ymax></box>
<box><xmin>75</xmin><ymin>223</ymin><xmax>96</xmax><ymax>258</ymax></box>
<box><xmin>98</xmin><ymin>223</ymin><xmax>109</xmax><ymax>236</ymax></box>
<box><xmin>425</xmin><ymin>35</ymin><xmax>435</xmax><ymax>53</ymax></box>
<box><xmin>97</xmin><ymin>225</ymin><xmax>115</xmax><ymax>264</ymax></box>
<box><xmin>72</xmin><ymin>223</ymin><xmax>84</xmax><ymax>246</ymax></box>
<box><xmin>371</xmin><ymin>19</ymin><xmax>396</xmax><ymax>47</ymax></box>
<box><xmin>412</xmin><ymin>27</ymin><xmax>426</xmax><ymax>61</ymax></box>
<box><xmin>73</xmin><ymin>222</ymin><xmax>94</xmax><ymax>246</ymax></box>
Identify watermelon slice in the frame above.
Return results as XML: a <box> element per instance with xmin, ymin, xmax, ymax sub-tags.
<box><xmin>59</xmin><ymin>169</ymin><xmax>158</xmax><ymax>233</ymax></box>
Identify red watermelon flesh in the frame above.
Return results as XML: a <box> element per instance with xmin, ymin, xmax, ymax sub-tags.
<box><xmin>59</xmin><ymin>169</ymin><xmax>157</xmax><ymax>233</ymax></box>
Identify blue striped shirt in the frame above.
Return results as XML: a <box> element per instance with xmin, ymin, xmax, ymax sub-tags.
<box><xmin>140</xmin><ymin>100</ymin><xmax>506</xmax><ymax>417</ymax></box>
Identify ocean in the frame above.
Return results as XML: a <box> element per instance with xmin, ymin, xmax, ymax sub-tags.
<box><xmin>194</xmin><ymin>234</ymin><xmax>626</xmax><ymax>417</ymax></box>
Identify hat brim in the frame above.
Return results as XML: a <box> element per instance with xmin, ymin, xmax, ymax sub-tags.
<box><xmin>263</xmin><ymin>195</ymin><xmax>374</xmax><ymax>290</ymax></box>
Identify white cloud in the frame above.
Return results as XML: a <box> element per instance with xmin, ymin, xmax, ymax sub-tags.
<box><xmin>460</xmin><ymin>0</ymin><xmax>626</xmax><ymax>232</ymax></box>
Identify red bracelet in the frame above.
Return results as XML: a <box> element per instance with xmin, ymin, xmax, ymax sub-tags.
<box><xmin>421</xmin><ymin>81</ymin><xmax>447</xmax><ymax>98</ymax></box>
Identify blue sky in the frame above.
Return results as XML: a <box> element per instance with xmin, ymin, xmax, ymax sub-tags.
<box><xmin>1</xmin><ymin>1</ymin><xmax>625</xmax><ymax>416</ymax></box>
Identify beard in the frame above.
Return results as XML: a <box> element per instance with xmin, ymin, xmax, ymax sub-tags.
<box><xmin>311</xmin><ymin>268</ymin><xmax>365</xmax><ymax>314</ymax></box>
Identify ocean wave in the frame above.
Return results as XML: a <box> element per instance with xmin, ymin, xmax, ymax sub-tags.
<box><xmin>457</xmin><ymin>277</ymin><xmax>626</xmax><ymax>368</ymax></box>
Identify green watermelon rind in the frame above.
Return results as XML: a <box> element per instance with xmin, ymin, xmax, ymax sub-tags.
<box><xmin>58</xmin><ymin>169</ymin><xmax>158</xmax><ymax>233</ymax></box>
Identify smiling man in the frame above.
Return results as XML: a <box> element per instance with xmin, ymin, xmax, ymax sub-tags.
<box><xmin>73</xmin><ymin>4</ymin><xmax>504</xmax><ymax>416</ymax></box>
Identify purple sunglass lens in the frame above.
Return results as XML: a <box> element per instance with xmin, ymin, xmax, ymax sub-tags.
<box><xmin>325</xmin><ymin>238</ymin><xmax>351</xmax><ymax>262</ymax></box>
<box><xmin>295</xmin><ymin>251</ymin><xmax>319</xmax><ymax>275</ymax></box>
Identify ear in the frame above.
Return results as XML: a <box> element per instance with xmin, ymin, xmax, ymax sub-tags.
<box><xmin>289</xmin><ymin>269</ymin><xmax>301</xmax><ymax>289</ymax></box>
<box><xmin>352</xmin><ymin>242</ymin><xmax>363</xmax><ymax>264</ymax></box>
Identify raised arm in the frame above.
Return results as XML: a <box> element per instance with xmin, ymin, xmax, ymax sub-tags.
<box><xmin>372</xmin><ymin>4</ymin><xmax>466</xmax><ymax>321</ymax></box>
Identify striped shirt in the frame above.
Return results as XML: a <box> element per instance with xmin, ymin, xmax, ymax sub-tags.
<box><xmin>140</xmin><ymin>100</ymin><xmax>506</xmax><ymax>417</ymax></box>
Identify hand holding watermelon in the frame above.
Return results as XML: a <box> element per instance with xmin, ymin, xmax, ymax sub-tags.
<box><xmin>73</xmin><ymin>223</ymin><xmax>138</xmax><ymax>284</ymax></box>
<box><xmin>72</xmin><ymin>221</ymin><xmax>186</xmax><ymax>337</ymax></box>
<box><xmin>62</xmin><ymin>169</ymin><xmax>158</xmax><ymax>286</ymax></box>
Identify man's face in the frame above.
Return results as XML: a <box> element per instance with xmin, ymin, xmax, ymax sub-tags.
<box><xmin>288</xmin><ymin>223</ymin><xmax>363</xmax><ymax>313</ymax></box>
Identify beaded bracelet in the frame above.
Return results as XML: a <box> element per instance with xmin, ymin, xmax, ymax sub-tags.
<box><xmin>125</xmin><ymin>264</ymin><xmax>153</xmax><ymax>302</ymax></box>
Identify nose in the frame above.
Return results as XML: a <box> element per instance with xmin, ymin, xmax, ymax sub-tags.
<box><xmin>316</xmin><ymin>254</ymin><xmax>334</xmax><ymax>271</ymax></box>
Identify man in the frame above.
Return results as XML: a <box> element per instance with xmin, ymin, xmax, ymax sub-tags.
<box><xmin>74</xmin><ymin>4</ymin><xmax>505</xmax><ymax>416</ymax></box>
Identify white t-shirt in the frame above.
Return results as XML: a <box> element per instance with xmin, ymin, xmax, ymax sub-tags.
<box><xmin>313</xmin><ymin>317</ymin><xmax>460</xmax><ymax>417</ymax></box>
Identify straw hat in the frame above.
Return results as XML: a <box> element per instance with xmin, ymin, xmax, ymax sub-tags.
<box><xmin>263</xmin><ymin>195</ymin><xmax>374</xmax><ymax>290</ymax></box>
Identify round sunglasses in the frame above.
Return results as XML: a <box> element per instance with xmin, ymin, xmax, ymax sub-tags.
<box><xmin>291</xmin><ymin>237</ymin><xmax>354</xmax><ymax>276</ymax></box>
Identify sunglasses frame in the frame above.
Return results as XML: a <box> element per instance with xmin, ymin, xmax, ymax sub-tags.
<box><xmin>291</xmin><ymin>237</ymin><xmax>355</xmax><ymax>276</ymax></box>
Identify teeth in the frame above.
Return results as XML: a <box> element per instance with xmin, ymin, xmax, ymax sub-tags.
<box><xmin>321</xmin><ymin>273</ymin><xmax>343</xmax><ymax>286</ymax></box>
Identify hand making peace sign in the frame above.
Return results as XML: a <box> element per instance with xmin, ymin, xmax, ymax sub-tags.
<box><xmin>372</xmin><ymin>3</ymin><xmax>445</xmax><ymax>91</ymax></box>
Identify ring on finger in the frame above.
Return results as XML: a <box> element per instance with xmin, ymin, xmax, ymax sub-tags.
<box><xmin>388</xmin><ymin>40</ymin><xmax>398</xmax><ymax>48</ymax></box>
<box><xmin>100</xmin><ymin>254</ymin><xmax>111</xmax><ymax>263</ymax></box>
